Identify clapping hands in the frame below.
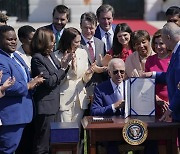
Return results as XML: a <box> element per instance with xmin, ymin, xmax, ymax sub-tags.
<box><xmin>28</xmin><ymin>72</ymin><xmax>45</xmax><ymax>90</ymax></box>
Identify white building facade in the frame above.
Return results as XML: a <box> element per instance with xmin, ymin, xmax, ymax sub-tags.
<box><xmin>28</xmin><ymin>0</ymin><xmax>180</xmax><ymax>22</ymax></box>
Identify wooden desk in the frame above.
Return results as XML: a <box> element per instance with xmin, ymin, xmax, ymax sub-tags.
<box><xmin>81</xmin><ymin>116</ymin><xmax>180</xmax><ymax>154</ymax></box>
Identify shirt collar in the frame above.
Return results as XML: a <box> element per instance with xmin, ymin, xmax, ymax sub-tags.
<box><xmin>81</xmin><ymin>34</ymin><xmax>94</xmax><ymax>44</ymax></box>
<box><xmin>173</xmin><ymin>41</ymin><xmax>180</xmax><ymax>54</ymax></box>
<box><xmin>52</xmin><ymin>24</ymin><xmax>64</xmax><ymax>35</ymax></box>
<box><xmin>99</xmin><ymin>25</ymin><xmax>114</xmax><ymax>37</ymax></box>
<box><xmin>110</xmin><ymin>78</ymin><xmax>123</xmax><ymax>91</ymax></box>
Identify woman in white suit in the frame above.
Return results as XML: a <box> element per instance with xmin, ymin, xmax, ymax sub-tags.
<box><xmin>55</xmin><ymin>27</ymin><xmax>92</xmax><ymax>125</ymax></box>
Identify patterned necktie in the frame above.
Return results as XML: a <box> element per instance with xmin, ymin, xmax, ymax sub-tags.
<box><xmin>55</xmin><ymin>31</ymin><xmax>61</xmax><ymax>50</ymax></box>
<box><xmin>105</xmin><ymin>32</ymin><xmax>111</xmax><ymax>51</ymax></box>
<box><xmin>87</xmin><ymin>41</ymin><xmax>95</xmax><ymax>62</ymax></box>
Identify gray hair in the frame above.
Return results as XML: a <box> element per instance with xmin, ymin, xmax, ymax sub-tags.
<box><xmin>96</xmin><ymin>4</ymin><xmax>114</xmax><ymax>19</ymax></box>
<box><xmin>162</xmin><ymin>22</ymin><xmax>180</xmax><ymax>40</ymax></box>
<box><xmin>107</xmin><ymin>58</ymin><xmax>125</xmax><ymax>71</ymax></box>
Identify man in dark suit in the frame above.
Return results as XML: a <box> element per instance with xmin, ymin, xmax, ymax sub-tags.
<box><xmin>165</xmin><ymin>6</ymin><xmax>180</xmax><ymax>27</ymax></box>
<box><xmin>80</xmin><ymin>12</ymin><xmax>107</xmax><ymax>100</ymax></box>
<box><xmin>95</xmin><ymin>4</ymin><xmax>116</xmax><ymax>52</ymax></box>
<box><xmin>90</xmin><ymin>58</ymin><xmax>125</xmax><ymax>154</ymax></box>
<box><xmin>0</xmin><ymin>25</ymin><xmax>44</xmax><ymax>154</ymax></box>
<box><xmin>44</xmin><ymin>5</ymin><xmax>70</xmax><ymax>50</ymax></box>
<box><xmin>91</xmin><ymin>58</ymin><xmax>125</xmax><ymax>116</ymax></box>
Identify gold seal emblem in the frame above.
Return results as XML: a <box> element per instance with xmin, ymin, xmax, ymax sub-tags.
<box><xmin>122</xmin><ymin>119</ymin><xmax>148</xmax><ymax>145</ymax></box>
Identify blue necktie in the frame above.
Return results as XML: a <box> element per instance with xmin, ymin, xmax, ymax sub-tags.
<box><xmin>105</xmin><ymin>32</ymin><xmax>111</xmax><ymax>51</ymax></box>
<box><xmin>115</xmin><ymin>86</ymin><xmax>122</xmax><ymax>101</ymax></box>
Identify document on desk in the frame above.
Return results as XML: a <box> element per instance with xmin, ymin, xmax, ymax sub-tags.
<box><xmin>124</xmin><ymin>78</ymin><xmax>155</xmax><ymax>118</ymax></box>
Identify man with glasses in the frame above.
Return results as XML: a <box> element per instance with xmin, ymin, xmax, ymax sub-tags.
<box><xmin>91</xmin><ymin>58</ymin><xmax>125</xmax><ymax>116</ymax></box>
<box><xmin>90</xmin><ymin>58</ymin><xmax>125</xmax><ymax>154</ymax></box>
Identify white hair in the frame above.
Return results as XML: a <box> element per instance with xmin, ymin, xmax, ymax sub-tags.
<box><xmin>107</xmin><ymin>58</ymin><xmax>125</xmax><ymax>71</ymax></box>
<box><xmin>162</xmin><ymin>22</ymin><xmax>180</xmax><ymax>40</ymax></box>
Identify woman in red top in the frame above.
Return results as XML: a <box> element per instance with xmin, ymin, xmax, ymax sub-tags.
<box><xmin>107</xmin><ymin>23</ymin><xmax>133</xmax><ymax>61</ymax></box>
<box><xmin>145</xmin><ymin>29</ymin><xmax>171</xmax><ymax>119</ymax></box>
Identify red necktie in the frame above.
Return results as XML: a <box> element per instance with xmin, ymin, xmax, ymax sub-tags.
<box><xmin>87</xmin><ymin>41</ymin><xmax>95</xmax><ymax>62</ymax></box>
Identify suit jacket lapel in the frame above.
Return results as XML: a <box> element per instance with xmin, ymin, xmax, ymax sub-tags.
<box><xmin>106</xmin><ymin>80</ymin><xmax>116</xmax><ymax>102</ymax></box>
<box><xmin>43</xmin><ymin>53</ymin><xmax>60</xmax><ymax>71</ymax></box>
<box><xmin>81</xmin><ymin>38</ymin><xmax>93</xmax><ymax>65</ymax></box>
<box><xmin>167</xmin><ymin>46</ymin><xmax>180</xmax><ymax>72</ymax></box>
<box><xmin>14</xmin><ymin>53</ymin><xmax>31</xmax><ymax>81</ymax></box>
<box><xmin>95</xmin><ymin>26</ymin><xmax>102</xmax><ymax>39</ymax></box>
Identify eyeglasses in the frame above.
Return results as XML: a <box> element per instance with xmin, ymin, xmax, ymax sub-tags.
<box><xmin>113</xmin><ymin>70</ymin><xmax>125</xmax><ymax>75</ymax></box>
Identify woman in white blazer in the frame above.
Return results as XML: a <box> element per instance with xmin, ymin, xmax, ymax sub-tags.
<box><xmin>55</xmin><ymin>27</ymin><xmax>93</xmax><ymax>125</ymax></box>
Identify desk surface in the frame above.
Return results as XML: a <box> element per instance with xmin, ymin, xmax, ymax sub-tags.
<box><xmin>82</xmin><ymin>116</ymin><xmax>180</xmax><ymax>129</ymax></box>
<box><xmin>82</xmin><ymin>116</ymin><xmax>180</xmax><ymax>154</ymax></box>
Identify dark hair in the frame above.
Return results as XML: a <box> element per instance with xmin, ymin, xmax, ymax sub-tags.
<box><xmin>96</xmin><ymin>4</ymin><xmax>114</xmax><ymax>19</ymax></box>
<box><xmin>0</xmin><ymin>12</ymin><xmax>8</xmax><ymax>23</ymax></box>
<box><xmin>31</xmin><ymin>27</ymin><xmax>54</xmax><ymax>55</ymax></box>
<box><xmin>53</xmin><ymin>5</ymin><xmax>70</xmax><ymax>20</ymax></box>
<box><xmin>58</xmin><ymin>27</ymin><xmax>81</xmax><ymax>53</ymax></box>
<box><xmin>131</xmin><ymin>30</ymin><xmax>150</xmax><ymax>48</ymax></box>
<box><xmin>165</xmin><ymin>6</ymin><xmax>180</xmax><ymax>17</ymax></box>
<box><xmin>151</xmin><ymin>29</ymin><xmax>162</xmax><ymax>52</ymax></box>
<box><xmin>112</xmin><ymin>23</ymin><xmax>133</xmax><ymax>56</ymax></box>
<box><xmin>18</xmin><ymin>25</ymin><xmax>35</xmax><ymax>42</ymax></box>
<box><xmin>80</xmin><ymin>12</ymin><xmax>97</xmax><ymax>26</ymax></box>
<box><xmin>0</xmin><ymin>25</ymin><xmax>14</xmax><ymax>40</ymax></box>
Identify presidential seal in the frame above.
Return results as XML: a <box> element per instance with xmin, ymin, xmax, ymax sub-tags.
<box><xmin>122</xmin><ymin>119</ymin><xmax>148</xmax><ymax>145</ymax></box>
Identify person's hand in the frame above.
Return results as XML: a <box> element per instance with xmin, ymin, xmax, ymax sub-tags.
<box><xmin>0</xmin><ymin>70</ymin><xmax>3</xmax><ymax>83</ymax></box>
<box><xmin>140</xmin><ymin>71</ymin><xmax>153</xmax><ymax>78</ymax></box>
<box><xmin>156</xmin><ymin>95</ymin><xmax>169</xmax><ymax>112</ymax></box>
<box><xmin>61</xmin><ymin>51</ymin><xmax>72</xmax><ymax>69</ymax></box>
<box><xmin>71</xmin><ymin>53</ymin><xmax>76</xmax><ymax>71</ymax></box>
<box><xmin>159</xmin><ymin>108</ymin><xmax>172</xmax><ymax>122</ymax></box>
<box><xmin>99</xmin><ymin>54</ymin><xmax>112</xmax><ymax>67</ymax></box>
<box><xmin>91</xmin><ymin>61</ymin><xmax>107</xmax><ymax>73</ymax></box>
<box><xmin>27</xmin><ymin>73</ymin><xmax>45</xmax><ymax>90</ymax></box>
<box><xmin>114</xmin><ymin>100</ymin><xmax>125</xmax><ymax>109</ymax></box>
<box><xmin>1</xmin><ymin>76</ymin><xmax>15</xmax><ymax>92</ymax></box>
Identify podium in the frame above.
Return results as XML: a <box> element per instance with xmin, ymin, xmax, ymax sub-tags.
<box><xmin>50</xmin><ymin>122</ymin><xmax>79</xmax><ymax>154</ymax></box>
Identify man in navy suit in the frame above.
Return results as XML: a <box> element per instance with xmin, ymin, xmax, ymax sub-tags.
<box><xmin>44</xmin><ymin>5</ymin><xmax>69</xmax><ymax>50</ymax></box>
<box><xmin>158</xmin><ymin>22</ymin><xmax>180</xmax><ymax>122</ymax></box>
<box><xmin>95</xmin><ymin>4</ymin><xmax>116</xmax><ymax>52</ymax></box>
<box><xmin>90</xmin><ymin>58</ymin><xmax>125</xmax><ymax>154</ymax></box>
<box><xmin>0</xmin><ymin>25</ymin><xmax>44</xmax><ymax>154</ymax></box>
<box><xmin>91</xmin><ymin>58</ymin><xmax>125</xmax><ymax>116</ymax></box>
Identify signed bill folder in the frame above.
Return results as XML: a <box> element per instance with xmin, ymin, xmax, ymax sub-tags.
<box><xmin>124</xmin><ymin>78</ymin><xmax>155</xmax><ymax>118</ymax></box>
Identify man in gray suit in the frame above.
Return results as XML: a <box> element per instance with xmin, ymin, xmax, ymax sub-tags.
<box><xmin>80</xmin><ymin>12</ymin><xmax>108</xmax><ymax>111</ymax></box>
